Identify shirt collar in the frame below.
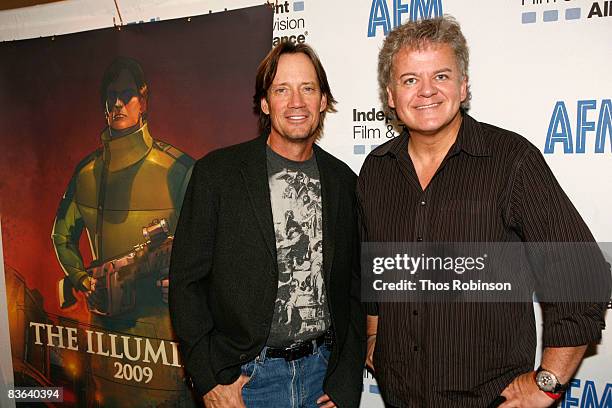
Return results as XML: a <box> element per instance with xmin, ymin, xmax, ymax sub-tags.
<box><xmin>100</xmin><ymin>121</ymin><xmax>153</xmax><ymax>172</ymax></box>
<box><xmin>457</xmin><ymin>113</ymin><xmax>491</xmax><ymax>157</ymax></box>
<box><xmin>369</xmin><ymin>112</ymin><xmax>491</xmax><ymax>159</ymax></box>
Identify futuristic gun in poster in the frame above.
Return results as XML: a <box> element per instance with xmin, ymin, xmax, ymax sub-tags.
<box><xmin>58</xmin><ymin>219</ymin><xmax>173</xmax><ymax>316</ymax></box>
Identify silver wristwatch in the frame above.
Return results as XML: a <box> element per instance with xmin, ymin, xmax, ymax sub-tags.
<box><xmin>535</xmin><ymin>367</ymin><xmax>568</xmax><ymax>394</ymax></box>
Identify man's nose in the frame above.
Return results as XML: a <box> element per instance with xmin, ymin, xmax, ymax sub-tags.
<box><xmin>288</xmin><ymin>90</ymin><xmax>306</xmax><ymax>108</ymax></box>
<box><xmin>419</xmin><ymin>78</ymin><xmax>437</xmax><ymax>98</ymax></box>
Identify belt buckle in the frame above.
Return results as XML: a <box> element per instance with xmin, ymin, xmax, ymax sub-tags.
<box><xmin>284</xmin><ymin>341</ymin><xmax>311</xmax><ymax>361</ymax></box>
<box><xmin>286</xmin><ymin>346</ymin><xmax>299</xmax><ymax>361</ymax></box>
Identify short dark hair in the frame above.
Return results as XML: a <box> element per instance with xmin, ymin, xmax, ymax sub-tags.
<box><xmin>253</xmin><ymin>42</ymin><xmax>337</xmax><ymax>138</ymax></box>
<box><xmin>100</xmin><ymin>56</ymin><xmax>149</xmax><ymax>116</ymax></box>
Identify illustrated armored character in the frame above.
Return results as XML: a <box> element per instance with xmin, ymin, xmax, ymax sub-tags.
<box><xmin>51</xmin><ymin>57</ymin><xmax>195</xmax><ymax>407</ymax></box>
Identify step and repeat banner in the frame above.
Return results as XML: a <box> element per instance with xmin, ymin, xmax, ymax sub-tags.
<box><xmin>0</xmin><ymin>1</ymin><xmax>610</xmax><ymax>407</ymax></box>
<box><xmin>0</xmin><ymin>3</ymin><xmax>272</xmax><ymax>407</ymax></box>
<box><xmin>274</xmin><ymin>1</ymin><xmax>611</xmax><ymax>407</ymax></box>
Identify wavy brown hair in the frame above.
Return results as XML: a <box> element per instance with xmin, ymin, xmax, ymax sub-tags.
<box><xmin>253</xmin><ymin>42</ymin><xmax>337</xmax><ymax>138</ymax></box>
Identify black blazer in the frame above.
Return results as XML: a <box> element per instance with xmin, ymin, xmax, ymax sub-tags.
<box><xmin>169</xmin><ymin>135</ymin><xmax>365</xmax><ymax>407</ymax></box>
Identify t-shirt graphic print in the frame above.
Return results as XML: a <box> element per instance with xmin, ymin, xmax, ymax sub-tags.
<box><xmin>266</xmin><ymin>146</ymin><xmax>330</xmax><ymax>348</ymax></box>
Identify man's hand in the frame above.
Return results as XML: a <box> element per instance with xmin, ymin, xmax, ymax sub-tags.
<box><xmin>499</xmin><ymin>372</ymin><xmax>556</xmax><ymax>408</ymax></box>
<box><xmin>316</xmin><ymin>393</ymin><xmax>336</xmax><ymax>408</ymax></box>
<box><xmin>366</xmin><ymin>315</ymin><xmax>378</xmax><ymax>372</ymax></box>
<box><xmin>81</xmin><ymin>276</ymin><xmax>97</xmax><ymax>295</ymax></box>
<box><xmin>203</xmin><ymin>375</ymin><xmax>249</xmax><ymax>408</ymax></box>
<box><xmin>366</xmin><ymin>335</ymin><xmax>376</xmax><ymax>372</ymax></box>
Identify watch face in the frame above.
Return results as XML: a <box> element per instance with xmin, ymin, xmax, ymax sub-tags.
<box><xmin>536</xmin><ymin>371</ymin><xmax>557</xmax><ymax>392</ymax></box>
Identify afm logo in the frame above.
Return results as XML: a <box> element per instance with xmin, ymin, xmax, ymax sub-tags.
<box><xmin>368</xmin><ymin>0</ymin><xmax>443</xmax><ymax>37</ymax></box>
<box><xmin>562</xmin><ymin>379</ymin><xmax>611</xmax><ymax>407</ymax></box>
<box><xmin>544</xmin><ymin>99</ymin><xmax>612</xmax><ymax>154</ymax></box>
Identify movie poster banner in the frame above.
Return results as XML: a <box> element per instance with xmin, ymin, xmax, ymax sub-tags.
<box><xmin>0</xmin><ymin>5</ymin><xmax>272</xmax><ymax>406</ymax></box>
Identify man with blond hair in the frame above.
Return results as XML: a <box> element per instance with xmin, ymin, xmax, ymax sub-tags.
<box><xmin>358</xmin><ymin>15</ymin><xmax>610</xmax><ymax>408</ymax></box>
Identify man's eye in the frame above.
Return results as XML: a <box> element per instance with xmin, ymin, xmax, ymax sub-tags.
<box><xmin>403</xmin><ymin>78</ymin><xmax>417</xmax><ymax>85</ymax></box>
<box><xmin>435</xmin><ymin>74</ymin><xmax>449</xmax><ymax>80</ymax></box>
<box><xmin>303</xmin><ymin>86</ymin><xmax>316</xmax><ymax>93</ymax></box>
<box><xmin>274</xmin><ymin>88</ymin><xmax>287</xmax><ymax>95</ymax></box>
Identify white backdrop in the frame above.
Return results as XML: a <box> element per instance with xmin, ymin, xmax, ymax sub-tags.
<box><xmin>0</xmin><ymin>1</ymin><xmax>610</xmax><ymax>407</ymax></box>
<box><xmin>274</xmin><ymin>2</ymin><xmax>611</xmax><ymax>405</ymax></box>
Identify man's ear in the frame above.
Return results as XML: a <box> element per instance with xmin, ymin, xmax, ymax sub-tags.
<box><xmin>460</xmin><ymin>76</ymin><xmax>468</xmax><ymax>104</ymax></box>
<box><xmin>139</xmin><ymin>86</ymin><xmax>149</xmax><ymax>114</ymax></box>
<box><xmin>261</xmin><ymin>97</ymin><xmax>270</xmax><ymax>115</ymax></box>
<box><xmin>387</xmin><ymin>86</ymin><xmax>396</xmax><ymax>109</ymax></box>
<box><xmin>139</xmin><ymin>96</ymin><xmax>148</xmax><ymax>115</ymax></box>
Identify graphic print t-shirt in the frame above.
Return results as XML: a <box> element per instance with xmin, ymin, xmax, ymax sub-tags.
<box><xmin>266</xmin><ymin>146</ymin><xmax>330</xmax><ymax>348</ymax></box>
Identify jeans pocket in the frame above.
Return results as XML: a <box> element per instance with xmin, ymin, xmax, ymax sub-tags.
<box><xmin>317</xmin><ymin>345</ymin><xmax>331</xmax><ymax>365</ymax></box>
<box><xmin>240</xmin><ymin>360</ymin><xmax>259</xmax><ymax>388</ymax></box>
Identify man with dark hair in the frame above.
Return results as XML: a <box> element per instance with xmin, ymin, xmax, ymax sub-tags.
<box><xmin>169</xmin><ymin>42</ymin><xmax>365</xmax><ymax>408</ymax></box>
<box><xmin>358</xmin><ymin>15</ymin><xmax>610</xmax><ymax>408</ymax></box>
<box><xmin>52</xmin><ymin>56</ymin><xmax>195</xmax><ymax>406</ymax></box>
<box><xmin>99</xmin><ymin>56</ymin><xmax>149</xmax><ymax>121</ymax></box>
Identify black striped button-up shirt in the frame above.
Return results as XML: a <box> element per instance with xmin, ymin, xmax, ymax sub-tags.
<box><xmin>357</xmin><ymin>114</ymin><xmax>609</xmax><ymax>407</ymax></box>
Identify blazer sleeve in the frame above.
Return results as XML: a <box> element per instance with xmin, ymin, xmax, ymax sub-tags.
<box><xmin>168</xmin><ymin>158</ymin><xmax>219</xmax><ymax>396</ymax></box>
<box><xmin>324</xmin><ymin>173</ymin><xmax>367</xmax><ymax>408</ymax></box>
<box><xmin>357</xmin><ymin>166</ymin><xmax>379</xmax><ymax>316</ymax></box>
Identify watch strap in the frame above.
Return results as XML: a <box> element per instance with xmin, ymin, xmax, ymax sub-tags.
<box><xmin>544</xmin><ymin>391</ymin><xmax>563</xmax><ymax>400</ymax></box>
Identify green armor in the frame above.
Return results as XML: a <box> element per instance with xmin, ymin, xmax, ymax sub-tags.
<box><xmin>52</xmin><ymin>122</ymin><xmax>196</xmax><ymax>407</ymax></box>
<box><xmin>52</xmin><ymin>122</ymin><xmax>193</xmax><ymax>288</ymax></box>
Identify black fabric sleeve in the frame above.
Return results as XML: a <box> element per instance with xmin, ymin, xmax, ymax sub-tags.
<box><xmin>168</xmin><ymin>158</ymin><xmax>219</xmax><ymax>396</ymax></box>
<box><xmin>357</xmin><ymin>167</ymin><xmax>379</xmax><ymax>316</ymax></box>
<box><xmin>510</xmin><ymin>148</ymin><xmax>611</xmax><ymax>346</ymax></box>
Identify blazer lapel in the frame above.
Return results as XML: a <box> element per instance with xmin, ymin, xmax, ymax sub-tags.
<box><xmin>240</xmin><ymin>137</ymin><xmax>277</xmax><ymax>271</ymax></box>
<box><xmin>315</xmin><ymin>145</ymin><xmax>339</xmax><ymax>284</ymax></box>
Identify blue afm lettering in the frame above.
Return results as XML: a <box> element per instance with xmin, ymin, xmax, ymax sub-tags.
<box><xmin>368</xmin><ymin>0</ymin><xmax>443</xmax><ymax>37</ymax></box>
<box><xmin>544</xmin><ymin>100</ymin><xmax>612</xmax><ymax>154</ymax></box>
<box><xmin>561</xmin><ymin>379</ymin><xmax>611</xmax><ymax>408</ymax></box>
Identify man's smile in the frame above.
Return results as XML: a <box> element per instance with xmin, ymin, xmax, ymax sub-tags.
<box><xmin>414</xmin><ymin>102</ymin><xmax>442</xmax><ymax>110</ymax></box>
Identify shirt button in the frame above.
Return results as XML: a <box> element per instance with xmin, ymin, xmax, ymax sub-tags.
<box><xmin>413</xmin><ymin>346</ymin><xmax>419</xmax><ymax>352</ymax></box>
<box><xmin>413</xmin><ymin>310</ymin><xmax>418</xmax><ymax>316</ymax></box>
<box><xmin>417</xmin><ymin>237</ymin><xmax>423</xmax><ymax>242</ymax></box>
<box><xmin>239</xmin><ymin>354</ymin><xmax>247</xmax><ymax>361</ymax></box>
<box><xmin>420</xmin><ymin>200</ymin><xmax>426</xmax><ymax>206</ymax></box>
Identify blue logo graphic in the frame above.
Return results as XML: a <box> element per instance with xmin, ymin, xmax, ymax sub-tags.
<box><xmin>522</xmin><ymin>12</ymin><xmax>537</xmax><ymax>23</ymax></box>
<box><xmin>544</xmin><ymin>99</ymin><xmax>612</xmax><ymax>154</ymax></box>
<box><xmin>522</xmin><ymin>7</ymin><xmax>582</xmax><ymax>23</ymax></box>
<box><xmin>543</xmin><ymin>9</ymin><xmax>559</xmax><ymax>21</ymax></box>
<box><xmin>566</xmin><ymin>7</ymin><xmax>581</xmax><ymax>19</ymax></box>
<box><xmin>562</xmin><ymin>379</ymin><xmax>611</xmax><ymax>407</ymax></box>
<box><xmin>354</xmin><ymin>145</ymin><xmax>382</xmax><ymax>155</ymax></box>
<box><xmin>368</xmin><ymin>0</ymin><xmax>443</xmax><ymax>37</ymax></box>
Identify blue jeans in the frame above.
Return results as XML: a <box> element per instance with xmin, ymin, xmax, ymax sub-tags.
<box><xmin>241</xmin><ymin>343</ymin><xmax>330</xmax><ymax>408</ymax></box>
